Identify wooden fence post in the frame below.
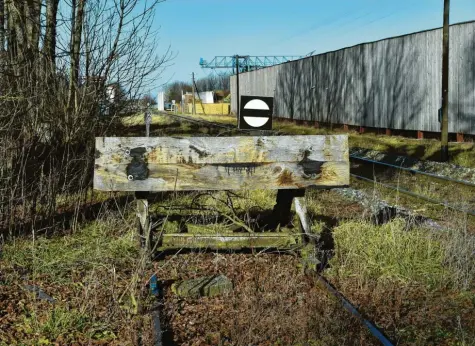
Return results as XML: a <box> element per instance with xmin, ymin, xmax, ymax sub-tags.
<box><xmin>135</xmin><ymin>192</ymin><xmax>150</xmax><ymax>250</ymax></box>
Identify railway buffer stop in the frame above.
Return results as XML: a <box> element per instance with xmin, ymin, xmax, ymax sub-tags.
<box><xmin>93</xmin><ymin>133</ymin><xmax>350</xmax><ymax>252</ymax></box>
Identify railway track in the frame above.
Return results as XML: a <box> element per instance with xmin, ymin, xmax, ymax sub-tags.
<box><xmin>159</xmin><ymin>112</ymin><xmax>238</xmax><ymax>131</ymax></box>
<box><xmin>148</xmin><ymin>112</ymin><xmax>475</xmax><ymax>345</ymax></box>
<box><xmin>350</xmin><ymin>156</ymin><xmax>475</xmax><ymax>217</ymax></box>
<box><xmin>350</xmin><ymin>155</ymin><xmax>475</xmax><ymax>188</ymax></box>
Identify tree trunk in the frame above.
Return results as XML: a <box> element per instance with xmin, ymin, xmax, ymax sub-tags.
<box><xmin>5</xmin><ymin>0</ymin><xmax>19</xmax><ymax>61</ymax></box>
<box><xmin>43</xmin><ymin>0</ymin><xmax>59</xmax><ymax>68</ymax></box>
<box><xmin>0</xmin><ymin>0</ymin><xmax>4</xmax><ymax>53</ymax></box>
<box><xmin>68</xmin><ymin>0</ymin><xmax>85</xmax><ymax>110</ymax></box>
<box><xmin>25</xmin><ymin>0</ymin><xmax>41</xmax><ymax>53</ymax></box>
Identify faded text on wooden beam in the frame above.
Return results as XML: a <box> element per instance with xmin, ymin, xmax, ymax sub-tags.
<box><xmin>94</xmin><ymin>135</ymin><xmax>349</xmax><ymax>191</ymax></box>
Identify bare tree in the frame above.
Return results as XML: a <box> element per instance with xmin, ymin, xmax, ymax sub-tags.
<box><xmin>68</xmin><ymin>0</ymin><xmax>86</xmax><ymax>110</ymax></box>
<box><xmin>195</xmin><ymin>72</ymin><xmax>231</xmax><ymax>92</ymax></box>
<box><xmin>0</xmin><ymin>0</ymin><xmax>173</xmax><ymax>234</ymax></box>
<box><xmin>0</xmin><ymin>0</ymin><xmax>4</xmax><ymax>52</ymax></box>
<box><xmin>165</xmin><ymin>81</ymin><xmax>192</xmax><ymax>102</ymax></box>
<box><xmin>43</xmin><ymin>0</ymin><xmax>59</xmax><ymax>68</ymax></box>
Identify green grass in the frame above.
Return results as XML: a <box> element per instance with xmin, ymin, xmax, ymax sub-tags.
<box><xmin>151</xmin><ymin>190</ymin><xmax>277</xmax><ymax>216</ymax></box>
<box><xmin>121</xmin><ymin>113</ymin><xmax>174</xmax><ymax>126</ymax></box>
<box><xmin>350</xmin><ymin>175</ymin><xmax>475</xmax><ymax>233</ymax></box>
<box><xmin>20</xmin><ymin>307</ymin><xmax>92</xmax><ymax>344</ymax></box>
<box><xmin>327</xmin><ymin>219</ymin><xmax>448</xmax><ymax>289</ymax></box>
<box><xmin>3</xmin><ymin>214</ymin><xmax>138</xmax><ymax>282</ymax></box>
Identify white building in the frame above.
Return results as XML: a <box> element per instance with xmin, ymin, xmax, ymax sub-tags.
<box><xmin>192</xmin><ymin>91</ymin><xmax>215</xmax><ymax>104</ymax></box>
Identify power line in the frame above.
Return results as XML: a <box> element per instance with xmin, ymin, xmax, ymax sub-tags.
<box><xmin>275</xmin><ymin>0</ymin><xmax>379</xmax><ymax>46</ymax></box>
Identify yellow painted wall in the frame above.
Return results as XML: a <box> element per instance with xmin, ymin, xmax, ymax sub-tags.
<box><xmin>187</xmin><ymin>103</ymin><xmax>230</xmax><ymax>115</ymax></box>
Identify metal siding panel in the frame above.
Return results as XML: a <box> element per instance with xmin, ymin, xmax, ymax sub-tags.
<box><xmin>449</xmin><ymin>24</ymin><xmax>460</xmax><ymax>133</ymax></box>
<box><xmin>452</xmin><ymin>22</ymin><xmax>475</xmax><ymax>134</ymax></box>
<box><xmin>232</xmin><ymin>22</ymin><xmax>475</xmax><ymax>134</ymax></box>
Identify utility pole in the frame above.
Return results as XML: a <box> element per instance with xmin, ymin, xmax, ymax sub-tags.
<box><xmin>440</xmin><ymin>0</ymin><xmax>450</xmax><ymax>161</ymax></box>
<box><xmin>192</xmin><ymin>72</ymin><xmax>196</xmax><ymax>115</ymax></box>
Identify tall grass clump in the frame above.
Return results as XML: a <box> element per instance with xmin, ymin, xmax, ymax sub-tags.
<box><xmin>442</xmin><ymin>227</ymin><xmax>475</xmax><ymax>290</ymax></box>
<box><xmin>327</xmin><ymin>219</ymin><xmax>448</xmax><ymax>289</ymax></box>
<box><xmin>3</xmin><ymin>210</ymin><xmax>138</xmax><ymax>282</ymax></box>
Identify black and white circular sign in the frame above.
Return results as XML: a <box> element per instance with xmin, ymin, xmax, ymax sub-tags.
<box><xmin>239</xmin><ymin>96</ymin><xmax>273</xmax><ymax>130</ymax></box>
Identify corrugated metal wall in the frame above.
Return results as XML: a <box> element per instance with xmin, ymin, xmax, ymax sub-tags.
<box><xmin>231</xmin><ymin>22</ymin><xmax>475</xmax><ymax>134</ymax></box>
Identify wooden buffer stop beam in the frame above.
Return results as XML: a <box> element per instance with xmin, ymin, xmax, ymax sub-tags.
<box><xmin>94</xmin><ymin>135</ymin><xmax>349</xmax><ymax>251</ymax></box>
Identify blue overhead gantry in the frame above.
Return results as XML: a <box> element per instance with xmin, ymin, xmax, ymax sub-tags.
<box><xmin>199</xmin><ymin>55</ymin><xmax>303</xmax><ymax>73</ymax></box>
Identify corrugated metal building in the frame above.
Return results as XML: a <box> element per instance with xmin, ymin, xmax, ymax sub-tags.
<box><xmin>231</xmin><ymin>21</ymin><xmax>475</xmax><ymax>135</ymax></box>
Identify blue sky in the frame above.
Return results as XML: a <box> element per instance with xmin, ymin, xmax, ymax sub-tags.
<box><xmin>152</xmin><ymin>0</ymin><xmax>475</xmax><ymax>92</ymax></box>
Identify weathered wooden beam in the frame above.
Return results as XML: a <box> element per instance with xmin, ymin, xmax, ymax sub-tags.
<box><xmin>94</xmin><ymin>135</ymin><xmax>349</xmax><ymax>192</ymax></box>
<box><xmin>95</xmin><ymin>161</ymin><xmax>349</xmax><ymax>191</ymax></box>
<box><xmin>160</xmin><ymin>233</ymin><xmax>298</xmax><ymax>250</ymax></box>
<box><xmin>95</xmin><ymin>135</ymin><xmax>348</xmax><ymax>165</ymax></box>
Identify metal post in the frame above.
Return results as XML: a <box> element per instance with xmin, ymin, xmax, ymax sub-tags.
<box><xmin>181</xmin><ymin>89</ymin><xmax>184</xmax><ymax>114</ymax></box>
<box><xmin>145</xmin><ymin>103</ymin><xmax>151</xmax><ymax>137</ymax></box>
<box><xmin>192</xmin><ymin>72</ymin><xmax>196</xmax><ymax>115</ymax></box>
<box><xmin>235</xmin><ymin>55</ymin><xmax>240</xmax><ymax>121</ymax></box>
<box><xmin>441</xmin><ymin>0</ymin><xmax>450</xmax><ymax>161</ymax></box>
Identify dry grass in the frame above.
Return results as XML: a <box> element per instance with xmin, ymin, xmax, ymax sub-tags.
<box><xmin>0</xmin><ymin>205</ymin><xmax>156</xmax><ymax>345</ymax></box>
<box><xmin>2</xmin><ymin>187</ymin><xmax>475</xmax><ymax>345</ymax></box>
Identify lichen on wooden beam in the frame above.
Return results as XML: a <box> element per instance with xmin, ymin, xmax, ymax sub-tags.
<box><xmin>94</xmin><ymin>135</ymin><xmax>349</xmax><ymax>192</ymax></box>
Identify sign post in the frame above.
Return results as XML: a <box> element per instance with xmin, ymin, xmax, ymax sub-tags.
<box><xmin>137</xmin><ymin>104</ymin><xmax>152</xmax><ymax>250</ymax></box>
